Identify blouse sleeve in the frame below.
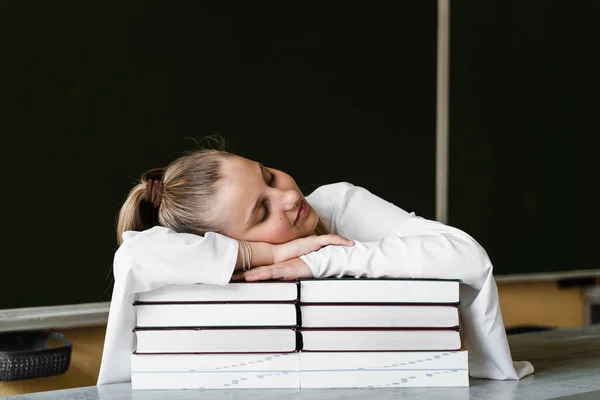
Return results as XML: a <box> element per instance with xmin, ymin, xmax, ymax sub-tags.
<box><xmin>98</xmin><ymin>226</ymin><xmax>238</xmax><ymax>385</ymax></box>
<box><xmin>116</xmin><ymin>226</ymin><xmax>238</xmax><ymax>291</ymax></box>
<box><xmin>302</xmin><ymin>182</ymin><xmax>488</xmax><ymax>288</ymax></box>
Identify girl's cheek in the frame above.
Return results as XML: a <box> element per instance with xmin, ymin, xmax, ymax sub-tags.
<box><xmin>263</xmin><ymin>222</ymin><xmax>298</xmax><ymax>244</ymax></box>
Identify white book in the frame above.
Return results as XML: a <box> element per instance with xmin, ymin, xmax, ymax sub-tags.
<box><xmin>135</xmin><ymin>328</ymin><xmax>297</xmax><ymax>353</ymax></box>
<box><xmin>299</xmin><ymin>351</ymin><xmax>468</xmax><ymax>388</ymax></box>
<box><xmin>131</xmin><ymin>353</ymin><xmax>299</xmax><ymax>389</ymax></box>
<box><xmin>300</xmin><ymin>329</ymin><xmax>462</xmax><ymax>351</ymax></box>
<box><xmin>300</xmin><ymin>304</ymin><xmax>459</xmax><ymax>328</ymax></box>
<box><xmin>132</xmin><ymin>371</ymin><xmax>300</xmax><ymax>389</ymax></box>
<box><xmin>299</xmin><ymin>350</ymin><xmax>468</xmax><ymax>370</ymax></box>
<box><xmin>137</xmin><ymin>281</ymin><xmax>298</xmax><ymax>303</ymax></box>
<box><xmin>300</xmin><ymin>369</ymin><xmax>469</xmax><ymax>388</ymax></box>
<box><xmin>135</xmin><ymin>303</ymin><xmax>297</xmax><ymax>328</ymax></box>
<box><xmin>131</xmin><ymin>352</ymin><xmax>300</xmax><ymax>372</ymax></box>
<box><xmin>299</xmin><ymin>278</ymin><xmax>460</xmax><ymax>304</ymax></box>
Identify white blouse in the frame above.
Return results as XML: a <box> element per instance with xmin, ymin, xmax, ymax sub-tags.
<box><xmin>97</xmin><ymin>182</ymin><xmax>533</xmax><ymax>385</ymax></box>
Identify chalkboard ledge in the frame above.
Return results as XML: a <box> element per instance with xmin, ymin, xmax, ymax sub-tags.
<box><xmin>0</xmin><ymin>302</ymin><xmax>109</xmax><ymax>333</ymax></box>
<box><xmin>494</xmin><ymin>270</ymin><xmax>600</xmax><ymax>284</ymax></box>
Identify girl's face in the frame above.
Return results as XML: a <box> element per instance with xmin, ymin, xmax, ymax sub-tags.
<box><xmin>214</xmin><ymin>155</ymin><xmax>319</xmax><ymax>244</ymax></box>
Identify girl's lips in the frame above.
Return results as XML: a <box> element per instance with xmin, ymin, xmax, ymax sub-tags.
<box><xmin>295</xmin><ymin>199</ymin><xmax>308</xmax><ymax>225</ymax></box>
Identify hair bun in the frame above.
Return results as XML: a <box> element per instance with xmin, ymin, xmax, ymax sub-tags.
<box><xmin>144</xmin><ymin>179</ymin><xmax>163</xmax><ymax>208</ymax></box>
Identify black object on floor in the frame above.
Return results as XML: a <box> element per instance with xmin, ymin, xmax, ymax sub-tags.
<box><xmin>0</xmin><ymin>330</ymin><xmax>71</xmax><ymax>381</ymax></box>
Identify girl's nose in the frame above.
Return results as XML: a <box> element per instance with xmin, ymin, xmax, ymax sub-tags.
<box><xmin>278</xmin><ymin>189</ymin><xmax>301</xmax><ymax>212</ymax></box>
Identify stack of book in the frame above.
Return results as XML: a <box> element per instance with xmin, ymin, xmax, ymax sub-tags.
<box><xmin>131</xmin><ymin>282</ymin><xmax>301</xmax><ymax>389</ymax></box>
<box><xmin>297</xmin><ymin>278</ymin><xmax>468</xmax><ymax>388</ymax></box>
<box><xmin>130</xmin><ymin>278</ymin><xmax>468</xmax><ymax>389</ymax></box>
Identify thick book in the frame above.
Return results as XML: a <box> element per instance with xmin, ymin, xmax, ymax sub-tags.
<box><xmin>298</xmin><ymin>278</ymin><xmax>460</xmax><ymax>304</ymax></box>
<box><xmin>299</xmin><ymin>328</ymin><xmax>462</xmax><ymax>351</ymax></box>
<box><xmin>134</xmin><ymin>328</ymin><xmax>297</xmax><ymax>353</ymax></box>
<box><xmin>136</xmin><ymin>281</ymin><xmax>298</xmax><ymax>303</ymax></box>
<box><xmin>130</xmin><ymin>351</ymin><xmax>468</xmax><ymax>389</ymax></box>
<box><xmin>131</xmin><ymin>353</ymin><xmax>299</xmax><ymax>389</ymax></box>
<box><xmin>134</xmin><ymin>302</ymin><xmax>298</xmax><ymax>328</ymax></box>
<box><xmin>300</xmin><ymin>304</ymin><xmax>459</xmax><ymax>328</ymax></box>
<box><xmin>299</xmin><ymin>350</ymin><xmax>469</xmax><ymax>388</ymax></box>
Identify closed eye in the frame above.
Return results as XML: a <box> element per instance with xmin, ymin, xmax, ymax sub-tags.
<box><xmin>259</xmin><ymin>169</ymin><xmax>276</xmax><ymax>223</ymax></box>
<box><xmin>268</xmin><ymin>170</ymin><xmax>276</xmax><ymax>185</ymax></box>
<box><xmin>259</xmin><ymin>203</ymin><xmax>269</xmax><ymax>223</ymax></box>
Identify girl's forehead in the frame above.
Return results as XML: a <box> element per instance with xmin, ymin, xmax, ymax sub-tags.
<box><xmin>221</xmin><ymin>155</ymin><xmax>256</xmax><ymax>174</ymax></box>
<box><xmin>215</xmin><ymin>157</ymin><xmax>264</xmax><ymax>226</ymax></box>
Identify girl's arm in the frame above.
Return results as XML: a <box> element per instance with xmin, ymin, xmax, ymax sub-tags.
<box><xmin>117</xmin><ymin>225</ymin><xmax>352</xmax><ymax>292</ymax></box>
<box><xmin>301</xmin><ymin>182</ymin><xmax>489</xmax><ymax>287</ymax></box>
<box><xmin>301</xmin><ymin>217</ymin><xmax>490</xmax><ymax>288</ymax></box>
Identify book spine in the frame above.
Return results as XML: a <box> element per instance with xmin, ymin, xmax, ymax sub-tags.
<box><xmin>133</xmin><ymin>326</ymin><xmax>300</xmax><ymax>331</ymax></box>
<box><xmin>133</xmin><ymin>350</ymin><xmax>300</xmax><ymax>355</ymax></box>
<box><xmin>299</xmin><ymin>349</ymin><xmax>463</xmax><ymax>353</ymax></box>
<box><xmin>298</xmin><ymin>302</ymin><xmax>460</xmax><ymax>306</ymax></box>
<box><xmin>299</xmin><ymin>302</ymin><xmax>460</xmax><ymax>306</ymax></box>
<box><xmin>131</xmin><ymin>352</ymin><xmax>300</xmax><ymax>371</ymax></box>
<box><xmin>299</xmin><ymin>370</ymin><xmax>469</xmax><ymax>388</ymax></box>
<box><xmin>299</xmin><ymin>350</ymin><xmax>468</xmax><ymax>369</ymax></box>
<box><xmin>297</xmin><ymin>327</ymin><xmax>460</xmax><ymax>331</ymax></box>
<box><xmin>134</xmin><ymin>325</ymin><xmax>300</xmax><ymax>330</ymax></box>
<box><xmin>297</xmin><ymin>277</ymin><xmax>461</xmax><ymax>282</ymax></box>
<box><xmin>133</xmin><ymin>300</ymin><xmax>299</xmax><ymax>305</ymax></box>
<box><xmin>132</xmin><ymin>371</ymin><xmax>300</xmax><ymax>389</ymax></box>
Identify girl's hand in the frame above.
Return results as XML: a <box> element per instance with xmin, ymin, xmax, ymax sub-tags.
<box><xmin>272</xmin><ymin>234</ymin><xmax>354</xmax><ymax>263</ymax></box>
<box><xmin>231</xmin><ymin>258</ymin><xmax>313</xmax><ymax>282</ymax></box>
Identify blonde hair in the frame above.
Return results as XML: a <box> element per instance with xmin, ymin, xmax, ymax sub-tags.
<box><xmin>116</xmin><ymin>146</ymin><xmax>232</xmax><ymax>245</ymax></box>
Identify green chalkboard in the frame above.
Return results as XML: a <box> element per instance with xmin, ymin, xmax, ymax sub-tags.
<box><xmin>1</xmin><ymin>2</ymin><xmax>438</xmax><ymax>309</ymax></box>
<box><xmin>449</xmin><ymin>1</ymin><xmax>600</xmax><ymax>275</ymax></box>
<box><xmin>4</xmin><ymin>2</ymin><xmax>596</xmax><ymax>311</ymax></box>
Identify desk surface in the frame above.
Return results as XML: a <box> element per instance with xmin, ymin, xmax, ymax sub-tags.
<box><xmin>5</xmin><ymin>324</ymin><xmax>600</xmax><ymax>400</ymax></box>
